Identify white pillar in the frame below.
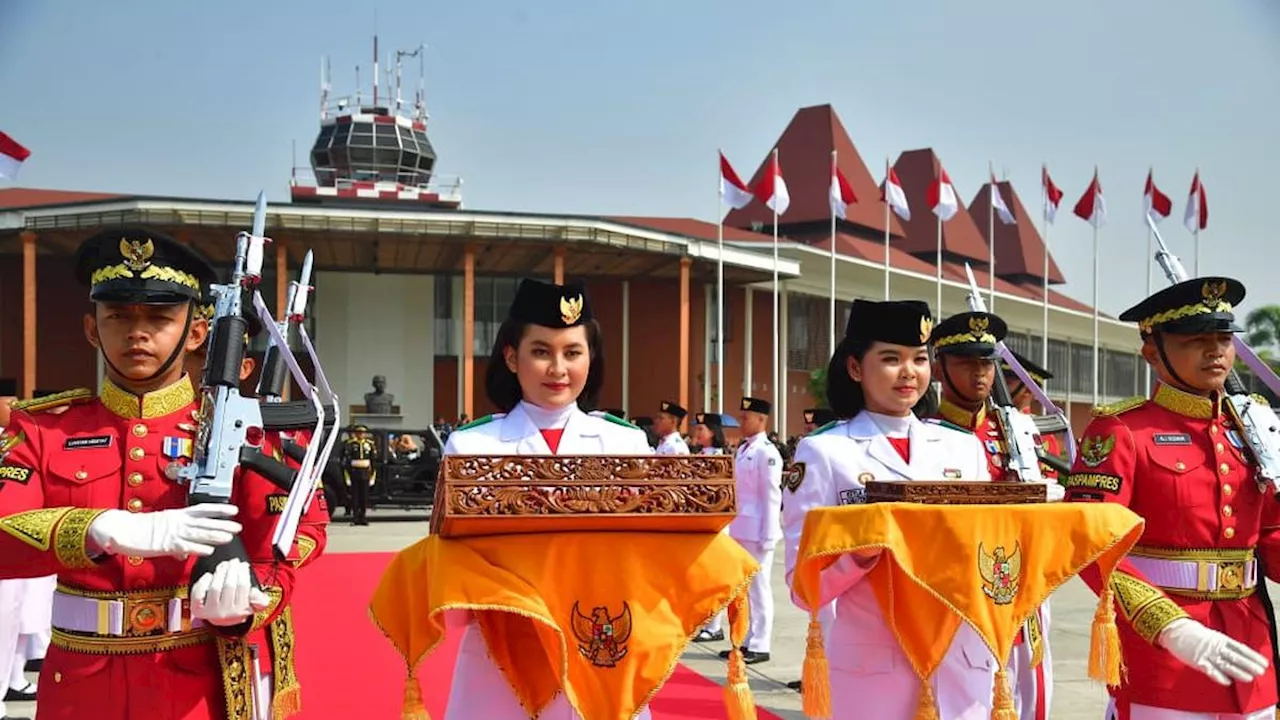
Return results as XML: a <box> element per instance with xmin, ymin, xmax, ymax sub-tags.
<box><xmin>453</xmin><ymin>274</ymin><xmax>465</xmax><ymax>419</ymax></box>
<box><xmin>622</xmin><ymin>280</ymin><xmax>630</xmax><ymax>413</ymax></box>
<box><xmin>743</xmin><ymin>287</ymin><xmax>754</xmax><ymax>397</ymax></box>
<box><xmin>779</xmin><ymin>285</ymin><xmax>789</xmax><ymax>436</ymax></box>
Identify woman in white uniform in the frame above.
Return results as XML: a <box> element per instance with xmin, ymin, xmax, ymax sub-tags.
<box><xmin>691</xmin><ymin>412</ymin><xmax>727</xmax><ymax>455</ymax></box>
<box><xmin>782</xmin><ymin>299</ymin><xmax>999</xmax><ymax>720</ymax></box>
<box><xmin>440</xmin><ymin>278</ymin><xmax>654</xmax><ymax>720</ymax></box>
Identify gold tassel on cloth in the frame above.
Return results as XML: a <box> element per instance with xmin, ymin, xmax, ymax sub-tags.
<box><xmin>989</xmin><ymin>668</ymin><xmax>1016</xmax><ymax>720</ymax></box>
<box><xmin>801</xmin><ymin>614</ymin><xmax>832</xmax><ymax>719</ymax></box>
<box><xmin>1089</xmin><ymin>584</ymin><xmax>1124</xmax><ymax>687</ymax></box>
<box><xmin>914</xmin><ymin>679</ymin><xmax>939</xmax><ymax>720</ymax></box>
<box><xmin>723</xmin><ymin>594</ymin><xmax>757</xmax><ymax>720</ymax></box>
<box><xmin>401</xmin><ymin>673</ymin><xmax>430</xmax><ymax>720</ymax></box>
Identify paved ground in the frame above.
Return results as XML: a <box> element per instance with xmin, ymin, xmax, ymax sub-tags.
<box><xmin>0</xmin><ymin>509</ymin><xmax>1174</xmax><ymax>719</ymax></box>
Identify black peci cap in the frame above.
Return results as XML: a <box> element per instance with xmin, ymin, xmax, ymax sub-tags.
<box><xmin>844</xmin><ymin>299</ymin><xmax>934</xmax><ymax>348</ymax></box>
<box><xmin>1119</xmin><ymin>277</ymin><xmax>1245</xmax><ymax>336</ymax></box>
<box><xmin>507</xmin><ymin>278</ymin><xmax>594</xmax><ymax>328</ymax></box>
<box><xmin>803</xmin><ymin>408</ymin><xmax>837</xmax><ymax>426</ymax></box>
<box><xmin>659</xmin><ymin>400</ymin><xmax>687</xmax><ymax>420</ymax></box>
<box><xmin>1001</xmin><ymin>349</ymin><xmax>1053</xmax><ymax>385</ymax></box>
<box><xmin>695</xmin><ymin>412</ymin><xmax>724</xmax><ymax>428</ymax></box>
<box><xmin>75</xmin><ymin>228</ymin><xmax>215</xmax><ymax>305</ymax></box>
<box><xmin>740</xmin><ymin>397</ymin><xmax>771</xmax><ymax>414</ymax></box>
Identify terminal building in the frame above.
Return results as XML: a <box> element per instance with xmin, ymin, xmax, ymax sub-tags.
<box><xmin>0</xmin><ymin>51</ymin><xmax>1174</xmax><ymax>439</ymax></box>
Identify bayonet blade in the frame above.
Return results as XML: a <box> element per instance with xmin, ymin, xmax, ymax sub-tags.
<box><xmin>252</xmin><ymin>191</ymin><xmax>267</xmax><ymax>239</ymax></box>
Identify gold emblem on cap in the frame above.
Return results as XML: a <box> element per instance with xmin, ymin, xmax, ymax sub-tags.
<box><xmin>1201</xmin><ymin>280</ymin><xmax>1227</xmax><ymax>307</ymax></box>
<box><xmin>661</xmin><ymin>402</ymin><xmax>670</xmax><ymax>412</ymax></box>
<box><xmin>742</xmin><ymin>399</ymin><xmax>751</xmax><ymax>411</ymax></box>
<box><xmin>920</xmin><ymin>316</ymin><xmax>934</xmax><ymax>344</ymax></box>
<box><xmin>119</xmin><ymin>238</ymin><xmax>155</xmax><ymax>272</ymax></box>
<box><xmin>560</xmin><ymin>294</ymin><xmax>584</xmax><ymax>325</ymax></box>
<box><xmin>695</xmin><ymin>413</ymin><xmax>705</xmax><ymax>424</ymax></box>
<box><xmin>968</xmin><ymin>315</ymin><xmax>989</xmax><ymax>340</ymax></box>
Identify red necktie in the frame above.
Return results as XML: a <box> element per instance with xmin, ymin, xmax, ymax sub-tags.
<box><xmin>887</xmin><ymin>436</ymin><xmax>910</xmax><ymax>464</ymax></box>
<box><xmin>540</xmin><ymin>428</ymin><xmax>564</xmax><ymax>454</ymax></box>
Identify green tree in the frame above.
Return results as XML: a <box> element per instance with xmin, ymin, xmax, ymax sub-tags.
<box><xmin>807</xmin><ymin>367</ymin><xmax>829</xmax><ymax>408</ymax></box>
<box><xmin>1245</xmin><ymin>305</ymin><xmax>1280</xmax><ymax>363</ymax></box>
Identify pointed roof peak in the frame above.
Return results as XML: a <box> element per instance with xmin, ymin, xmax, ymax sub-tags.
<box><xmin>967</xmin><ymin>180</ymin><xmax>1065</xmax><ymax>285</ymax></box>
<box><xmin>889</xmin><ymin>148</ymin><xmax>989</xmax><ymax>263</ymax></box>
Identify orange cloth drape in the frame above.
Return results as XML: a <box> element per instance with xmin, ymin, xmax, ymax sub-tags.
<box><xmin>793</xmin><ymin>503</ymin><xmax>1145</xmax><ymax>719</ymax></box>
<box><xmin>370</xmin><ymin>531</ymin><xmax>759</xmax><ymax>720</ymax></box>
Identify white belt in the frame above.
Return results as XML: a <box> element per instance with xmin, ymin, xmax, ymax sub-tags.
<box><xmin>1127</xmin><ymin>555</ymin><xmax>1257</xmax><ymax>594</ymax></box>
<box><xmin>52</xmin><ymin>589</ymin><xmax>203</xmax><ymax>636</ymax></box>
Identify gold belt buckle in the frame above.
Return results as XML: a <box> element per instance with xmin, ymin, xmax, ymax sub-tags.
<box><xmin>1219</xmin><ymin>561</ymin><xmax>1246</xmax><ymax>592</ymax></box>
<box><xmin>123</xmin><ymin>596</ymin><xmax>168</xmax><ymax>635</ymax></box>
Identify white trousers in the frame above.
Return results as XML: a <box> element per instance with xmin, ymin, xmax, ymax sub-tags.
<box><xmin>446</xmin><ymin>622</ymin><xmax>653</xmax><ymax>720</ymax></box>
<box><xmin>702</xmin><ymin>539</ymin><xmax>775</xmax><ymax>653</ymax></box>
<box><xmin>1007</xmin><ymin>603</ymin><xmax>1053</xmax><ymax>720</ymax></box>
<box><xmin>1107</xmin><ymin>698</ymin><xmax>1276</xmax><ymax>720</ymax></box>
<box><xmin>0</xmin><ymin>580</ymin><xmax>24</xmax><ymax>719</ymax></box>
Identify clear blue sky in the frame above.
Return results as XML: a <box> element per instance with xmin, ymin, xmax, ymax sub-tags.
<box><xmin>2</xmin><ymin>0</ymin><xmax>1277</xmax><ymax>319</ymax></box>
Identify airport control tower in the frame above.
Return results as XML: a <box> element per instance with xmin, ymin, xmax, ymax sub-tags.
<box><xmin>290</xmin><ymin>37</ymin><xmax>463</xmax><ymax>208</ymax></box>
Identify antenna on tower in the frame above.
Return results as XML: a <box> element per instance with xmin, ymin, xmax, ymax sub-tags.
<box><xmin>372</xmin><ymin>34</ymin><xmax>379</xmax><ymax>107</ymax></box>
<box><xmin>319</xmin><ymin>56</ymin><xmax>330</xmax><ymax>121</ymax></box>
<box><xmin>393</xmin><ymin>44</ymin><xmax>427</xmax><ymax>120</ymax></box>
<box><xmin>355</xmin><ymin>64</ymin><xmax>361</xmax><ymax>106</ymax></box>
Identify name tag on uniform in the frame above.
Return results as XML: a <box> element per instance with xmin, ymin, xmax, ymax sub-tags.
<box><xmin>163</xmin><ymin>437</ymin><xmax>193</xmax><ymax>459</ymax></box>
<box><xmin>1153</xmin><ymin>433</ymin><xmax>1191</xmax><ymax>446</ymax></box>
<box><xmin>943</xmin><ymin>468</ymin><xmax>962</xmax><ymax>479</ymax></box>
<box><xmin>65</xmin><ymin>436</ymin><xmax>111</xmax><ymax>450</ymax></box>
<box><xmin>839</xmin><ymin>488</ymin><xmax>866</xmax><ymax>506</ymax></box>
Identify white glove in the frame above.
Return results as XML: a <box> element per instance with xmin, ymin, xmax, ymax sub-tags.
<box><xmin>190</xmin><ymin>558</ymin><xmax>272</xmax><ymax>627</ymax></box>
<box><xmin>1045</xmin><ymin>481</ymin><xmax>1066</xmax><ymax>502</ymax></box>
<box><xmin>1157</xmin><ymin>617</ymin><xmax>1269</xmax><ymax>685</ymax></box>
<box><xmin>87</xmin><ymin>503</ymin><xmax>242</xmax><ymax>560</ymax></box>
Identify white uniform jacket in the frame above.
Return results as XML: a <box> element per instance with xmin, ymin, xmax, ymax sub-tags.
<box><xmin>782</xmin><ymin>411</ymin><xmax>1003</xmax><ymax>720</ymax></box>
<box><xmin>729</xmin><ymin>432</ymin><xmax>783</xmax><ymax>547</ymax></box>
<box><xmin>655</xmin><ymin>431</ymin><xmax>690</xmax><ymax>455</ymax></box>
<box><xmin>441</xmin><ymin>403</ymin><xmax>654</xmax><ymax>720</ymax></box>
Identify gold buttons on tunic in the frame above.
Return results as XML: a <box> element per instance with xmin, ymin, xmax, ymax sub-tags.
<box><xmin>74</xmin><ymin>470</ymin><xmax>88</xmax><ymax>481</ymax></box>
<box><xmin>1225</xmin><ymin>527</ymin><xmax>1236</xmax><ymax>539</ymax></box>
<box><xmin>132</xmin><ymin>424</ymin><xmax>148</xmax><ymax>438</ymax></box>
<box><xmin>1175</xmin><ymin>461</ymin><xmax>1186</xmax><ymax>471</ymax></box>
<box><xmin>53</xmin><ymin>672</ymin><xmax>62</xmax><ymax>683</ymax></box>
<box><xmin>129</xmin><ymin>447</ymin><xmax>145</xmax><ymax>461</ymax></box>
<box><xmin>127</xmin><ymin>498</ymin><xmax>143</xmax><ymax>513</ymax></box>
<box><xmin>1211</xmin><ymin>425</ymin><xmax>1220</xmax><ymax>435</ymax></box>
<box><xmin>127</xmin><ymin>555</ymin><xmax>144</xmax><ymax>566</ymax></box>
<box><xmin>1223</xmin><ymin>505</ymin><xmax>1234</xmax><ymax>517</ymax></box>
<box><xmin>1223</xmin><ymin>484</ymin><xmax>1234</xmax><ymax>496</ymax></box>
<box><xmin>127</xmin><ymin>472</ymin><xmax>144</xmax><ymax>487</ymax></box>
<box><xmin>1216</xmin><ymin>443</ymin><xmax>1225</xmax><ymax>453</ymax></box>
<box><xmin>1219</xmin><ymin>463</ymin><xmax>1231</xmax><ymax>476</ymax></box>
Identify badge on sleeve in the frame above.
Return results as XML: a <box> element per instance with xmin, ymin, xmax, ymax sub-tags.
<box><xmin>0</xmin><ymin>431</ymin><xmax>24</xmax><ymax>464</ymax></box>
<box><xmin>1079</xmin><ymin>434</ymin><xmax>1116</xmax><ymax>468</ymax></box>
<box><xmin>782</xmin><ymin>462</ymin><xmax>806</xmax><ymax>493</ymax></box>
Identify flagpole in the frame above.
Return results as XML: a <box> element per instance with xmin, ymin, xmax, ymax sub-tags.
<box><xmin>1091</xmin><ymin>221</ymin><xmax>1100</xmax><ymax>406</ymax></box>
<box><xmin>829</xmin><ymin>149</ymin><xmax>837</xmax><ymax>358</ymax></box>
<box><xmin>883</xmin><ymin>156</ymin><xmax>891</xmax><ymax>300</ymax></box>
<box><xmin>935</xmin><ymin>214</ymin><xmax>943</xmax><ymax>320</ymax></box>
<box><xmin>1144</xmin><ymin>220</ymin><xmax>1153</xmax><ymax>393</ymax></box>
<box><xmin>771</xmin><ymin>148</ymin><xmax>781</xmax><ymax>434</ymax></box>
<box><xmin>1041</xmin><ymin>181</ymin><xmax>1050</xmax><ymax>398</ymax></box>
<box><xmin>716</xmin><ymin>150</ymin><xmax>725</xmax><ymax>415</ymax></box>
<box><xmin>1194</xmin><ymin>227</ymin><xmax>1201</xmax><ymax>277</ymax></box>
<box><xmin>988</xmin><ymin>161</ymin><xmax>996</xmax><ymax>310</ymax></box>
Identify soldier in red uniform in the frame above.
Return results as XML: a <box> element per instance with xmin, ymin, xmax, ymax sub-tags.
<box><xmin>1066</xmin><ymin>276</ymin><xmax>1275</xmax><ymax>720</ymax></box>
<box><xmin>1001</xmin><ymin>349</ymin><xmax>1065</xmax><ymax>480</ymax></box>
<box><xmin>927</xmin><ymin>310</ymin><xmax>1057</xmax><ymax>719</ymax></box>
<box><xmin>0</xmin><ymin>228</ymin><xmax>302</xmax><ymax>720</ymax></box>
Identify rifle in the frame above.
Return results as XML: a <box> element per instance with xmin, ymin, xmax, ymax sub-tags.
<box><xmin>1146</xmin><ymin>215</ymin><xmax>1280</xmax><ymax>498</ymax></box>
<box><xmin>963</xmin><ymin>264</ymin><xmax>1072</xmax><ymax>481</ymax></box>
<box><xmin>178</xmin><ymin>192</ymin><xmax>274</xmax><ymax>600</ymax></box>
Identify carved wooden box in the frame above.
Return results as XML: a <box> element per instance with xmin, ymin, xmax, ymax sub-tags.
<box><xmin>430</xmin><ymin>455</ymin><xmax>737</xmax><ymax>538</ymax></box>
<box><xmin>865</xmin><ymin>481</ymin><xmax>1046</xmax><ymax>505</ymax></box>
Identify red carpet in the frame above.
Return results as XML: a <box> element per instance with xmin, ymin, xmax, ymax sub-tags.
<box><xmin>290</xmin><ymin>551</ymin><xmax>782</xmax><ymax>719</ymax></box>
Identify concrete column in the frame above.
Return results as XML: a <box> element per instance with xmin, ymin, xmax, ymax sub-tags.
<box><xmin>703</xmin><ymin>283</ymin><xmax>712</xmax><ymax>411</ymax></box>
<box><xmin>21</xmin><ymin>231</ymin><xmax>36</xmax><ymax>399</ymax></box>
<box><xmin>554</xmin><ymin>247</ymin><xmax>566</xmax><ymax>284</ymax></box>
<box><xmin>463</xmin><ymin>246</ymin><xmax>476</xmax><ymax>421</ymax></box>
<box><xmin>621</xmin><ymin>281</ymin><xmax>630</xmax><ymax>413</ymax></box>
<box><xmin>743</xmin><ymin>287</ymin><xmax>753</xmax><ymax>398</ymax></box>
<box><xmin>678</xmin><ymin>257</ymin><xmax>691</xmax><ymax>427</ymax></box>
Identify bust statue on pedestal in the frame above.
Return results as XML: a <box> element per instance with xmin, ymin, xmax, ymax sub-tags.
<box><xmin>364</xmin><ymin>375</ymin><xmax>396</xmax><ymax>415</ymax></box>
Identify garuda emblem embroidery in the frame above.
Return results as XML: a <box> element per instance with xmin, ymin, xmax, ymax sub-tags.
<box><xmin>1080</xmin><ymin>434</ymin><xmax>1116</xmax><ymax>468</ymax></box>
<box><xmin>782</xmin><ymin>462</ymin><xmax>806</xmax><ymax>493</ymax></box>
<box><xmin>571</xmin><ymin>601</ymin><xmax>632</xmax><ymax>668</ymax></box>
<box><xmin>560</xmin><ymin>294</ymin><xmax>584</xmax><ymax>325</ymax></box>
<box><xmin>920</xmin><ymin>316</ymin><xmax>934</xmax><ymax>344</ymax></box>
<box><xmin>1201</xmin><ymin>279</ymin><xmax>1227</xmax><ymax>306</ymax></box>
<box><xmin>978</xmin><ymin>541</ymin><xmax>1022</xmax><ymax>605</ymax></box>
<box><xmin>968</xmin><ymin>315</ymin><xmax>989</xmax><ymax>340</ymax></box>
<box><xmin>119</xmin><ymin>237</ymin><xmax>155</xmax><ymax>272</ymax></box>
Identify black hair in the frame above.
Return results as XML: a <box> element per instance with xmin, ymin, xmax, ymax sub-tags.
<box><xmin>484</xmin><ymin>317</ymin><xmax>606</xmax><ymax>413</ymax></box>
<box><xmin>699</xmin><ymin>424</ymin><xmax>727</xmax><ymax>450</ymax></box>
<box><xmin>826</xmin><ymin>336</ymin><xmax>938</xmax><ymax>419</ymax></box>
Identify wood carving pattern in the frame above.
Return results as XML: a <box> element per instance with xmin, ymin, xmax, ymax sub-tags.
<box><xmin>865</xmin><ymin>481</ymin><xmax>1046</xmax><ymax>505</ymax></box>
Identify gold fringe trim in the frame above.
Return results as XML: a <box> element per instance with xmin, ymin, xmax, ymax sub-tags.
<box><xmin>1089</xmin><ymin>584</ymin><xmax>1124</xmax><ymax>687</ymax></box>
<box><xmin>722</xmin><ymin>594</ymin><xmax>756</xmax><ymax>720</ymax></box>
<box><xmin>401</xmin><ymin>673</ymin><xmax>430</xmax><ymax>720</ymax></box>
<box><xmin>914</xmin><ymin>680</ymin><xmax>939</xmax><ymax>720</ymax></box>
<box><xmin>801</xmin><ymin>615</ymin><xmax>831</xmax><ymax>719</ymax></box>
<box><xmin>990</xmin><ymin>667</ymin><xmax>1016</xmax><ymax>720</ymax></box>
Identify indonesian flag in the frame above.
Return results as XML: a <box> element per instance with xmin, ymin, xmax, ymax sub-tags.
<box><xmin>990</xmin><ymin>173</ymin><xmax>1015</xmax><ymax>225</ymax></box>
<box><xmin>1042</xmin><ymin>165</ymin><xmax>1064</xmax><ymax>223</ymax></box>
<box><xmin>753</xmin><ymin>151</ymin><xmax>790</xmax><ymax>215</ymax></box>
<box><xmin>927</xmin><ymin>166</ymin><xmax>959</xmax><ymax>222</ymax></box>
<box><xmin>0</xmin><ymin>132</ymin><xmax>30</xmax><ymax>181</ymax></box>
<box><xmin>719</xmin><ymin>152</ymin><xmax>753</xmax><ymax>210</ymax></box>
<box><xmin>1073</xmin><ymin>169</ymin><xmax>1107</xmax><ymax>229</ymax></box>
<box><xmin>1184</xmin><ymin>171</ymin><xmax>1208</xmax><ymax>233</ymax></box>
<box><xmin>881</xmin><ymin>167</ymin><xmax>911</xmax><ymax>221</ymax></box>
<box><xmin>1143</xmin><ymin>170</ymin><xmax>1172</xmax><ymax>222</ymax></box>
<box><xmin>830</xmin><ymin>160</ymin><xmax>857</xmax><ymax>220</ymax></box>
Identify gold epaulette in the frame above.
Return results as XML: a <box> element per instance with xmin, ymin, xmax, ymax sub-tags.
<box><xmin>1092</xmin><ymin>396</ymin><xmax>1146</xmax><ymax>418</ymax></box>
<box><xmin>10</xmin><ymin>388</ymin><xmax>94</xmax><ymax>414</ymax></box>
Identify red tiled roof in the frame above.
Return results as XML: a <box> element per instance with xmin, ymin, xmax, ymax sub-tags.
<box><xmin>941</xmin><ymin>261</ymin><xmax>1100</xmax><ymax>315</ymax></box>
<box><xmin>606</xmin><ymin>216</ymin><xmax>776</xmax><ymax>243</ymax></box>
<box><xmin>0</xmin><ymin>187</ymin><xmax>124</xmax><ymax>209</ymax></box>
<box><xmin>799</xmin><ymin>232</ymin><xmax>937</xmax><ymax>275</ymax></box>
<box><xmin>722</xmin><ymin>105</ymin><xmax>906</xmax><ymax>239</ymax></box>
<box><xmin>891</xmin><ymin>149</ymin><xmax>990</xmax><ymax>264</ymax></box>
<box><xmin>967</xmin><ymin>180</ymin><xmax>1066</xmax><ymax>285</ymax></box>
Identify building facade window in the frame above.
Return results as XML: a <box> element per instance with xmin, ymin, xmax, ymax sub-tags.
<box><xmin>708</xmin><ymin>288</ymin><xmax>733</xmax><ymax>359</ymax></box>
<box><xmin>433</xmin><ymin>274</ymin><xmax>548</xmax><ymax>359</ymax></box>
<box><xmin>786</xmin><ymin>293</ymin><xmax>849</xmax><ymax>372</ymax></box>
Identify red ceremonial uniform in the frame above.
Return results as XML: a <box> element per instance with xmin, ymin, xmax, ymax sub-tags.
<box><xmin>0</xmin><ymin>377</ymin><xmax>297</xmax><ymax>720</ymax></box>
<box><xmin>934</xmin><ymin>397</ymin><xmax>1009</xmax><ymax>481</ymax></box>
<box><xmin>1066</xmin><ymin>383</ymin><xmax>1280</xmax><ymax>716</ymax></box>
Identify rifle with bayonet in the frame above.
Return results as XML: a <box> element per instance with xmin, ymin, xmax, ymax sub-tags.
<box><xmin>963</xmin><ymin>263</ymin><xmax>1072</xmax><ymax>485</ymax></box>
<box><xmin>1146</xmin><ymin>215</ymin><xmax>1280</xmax><ymax>498</ymax></box>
